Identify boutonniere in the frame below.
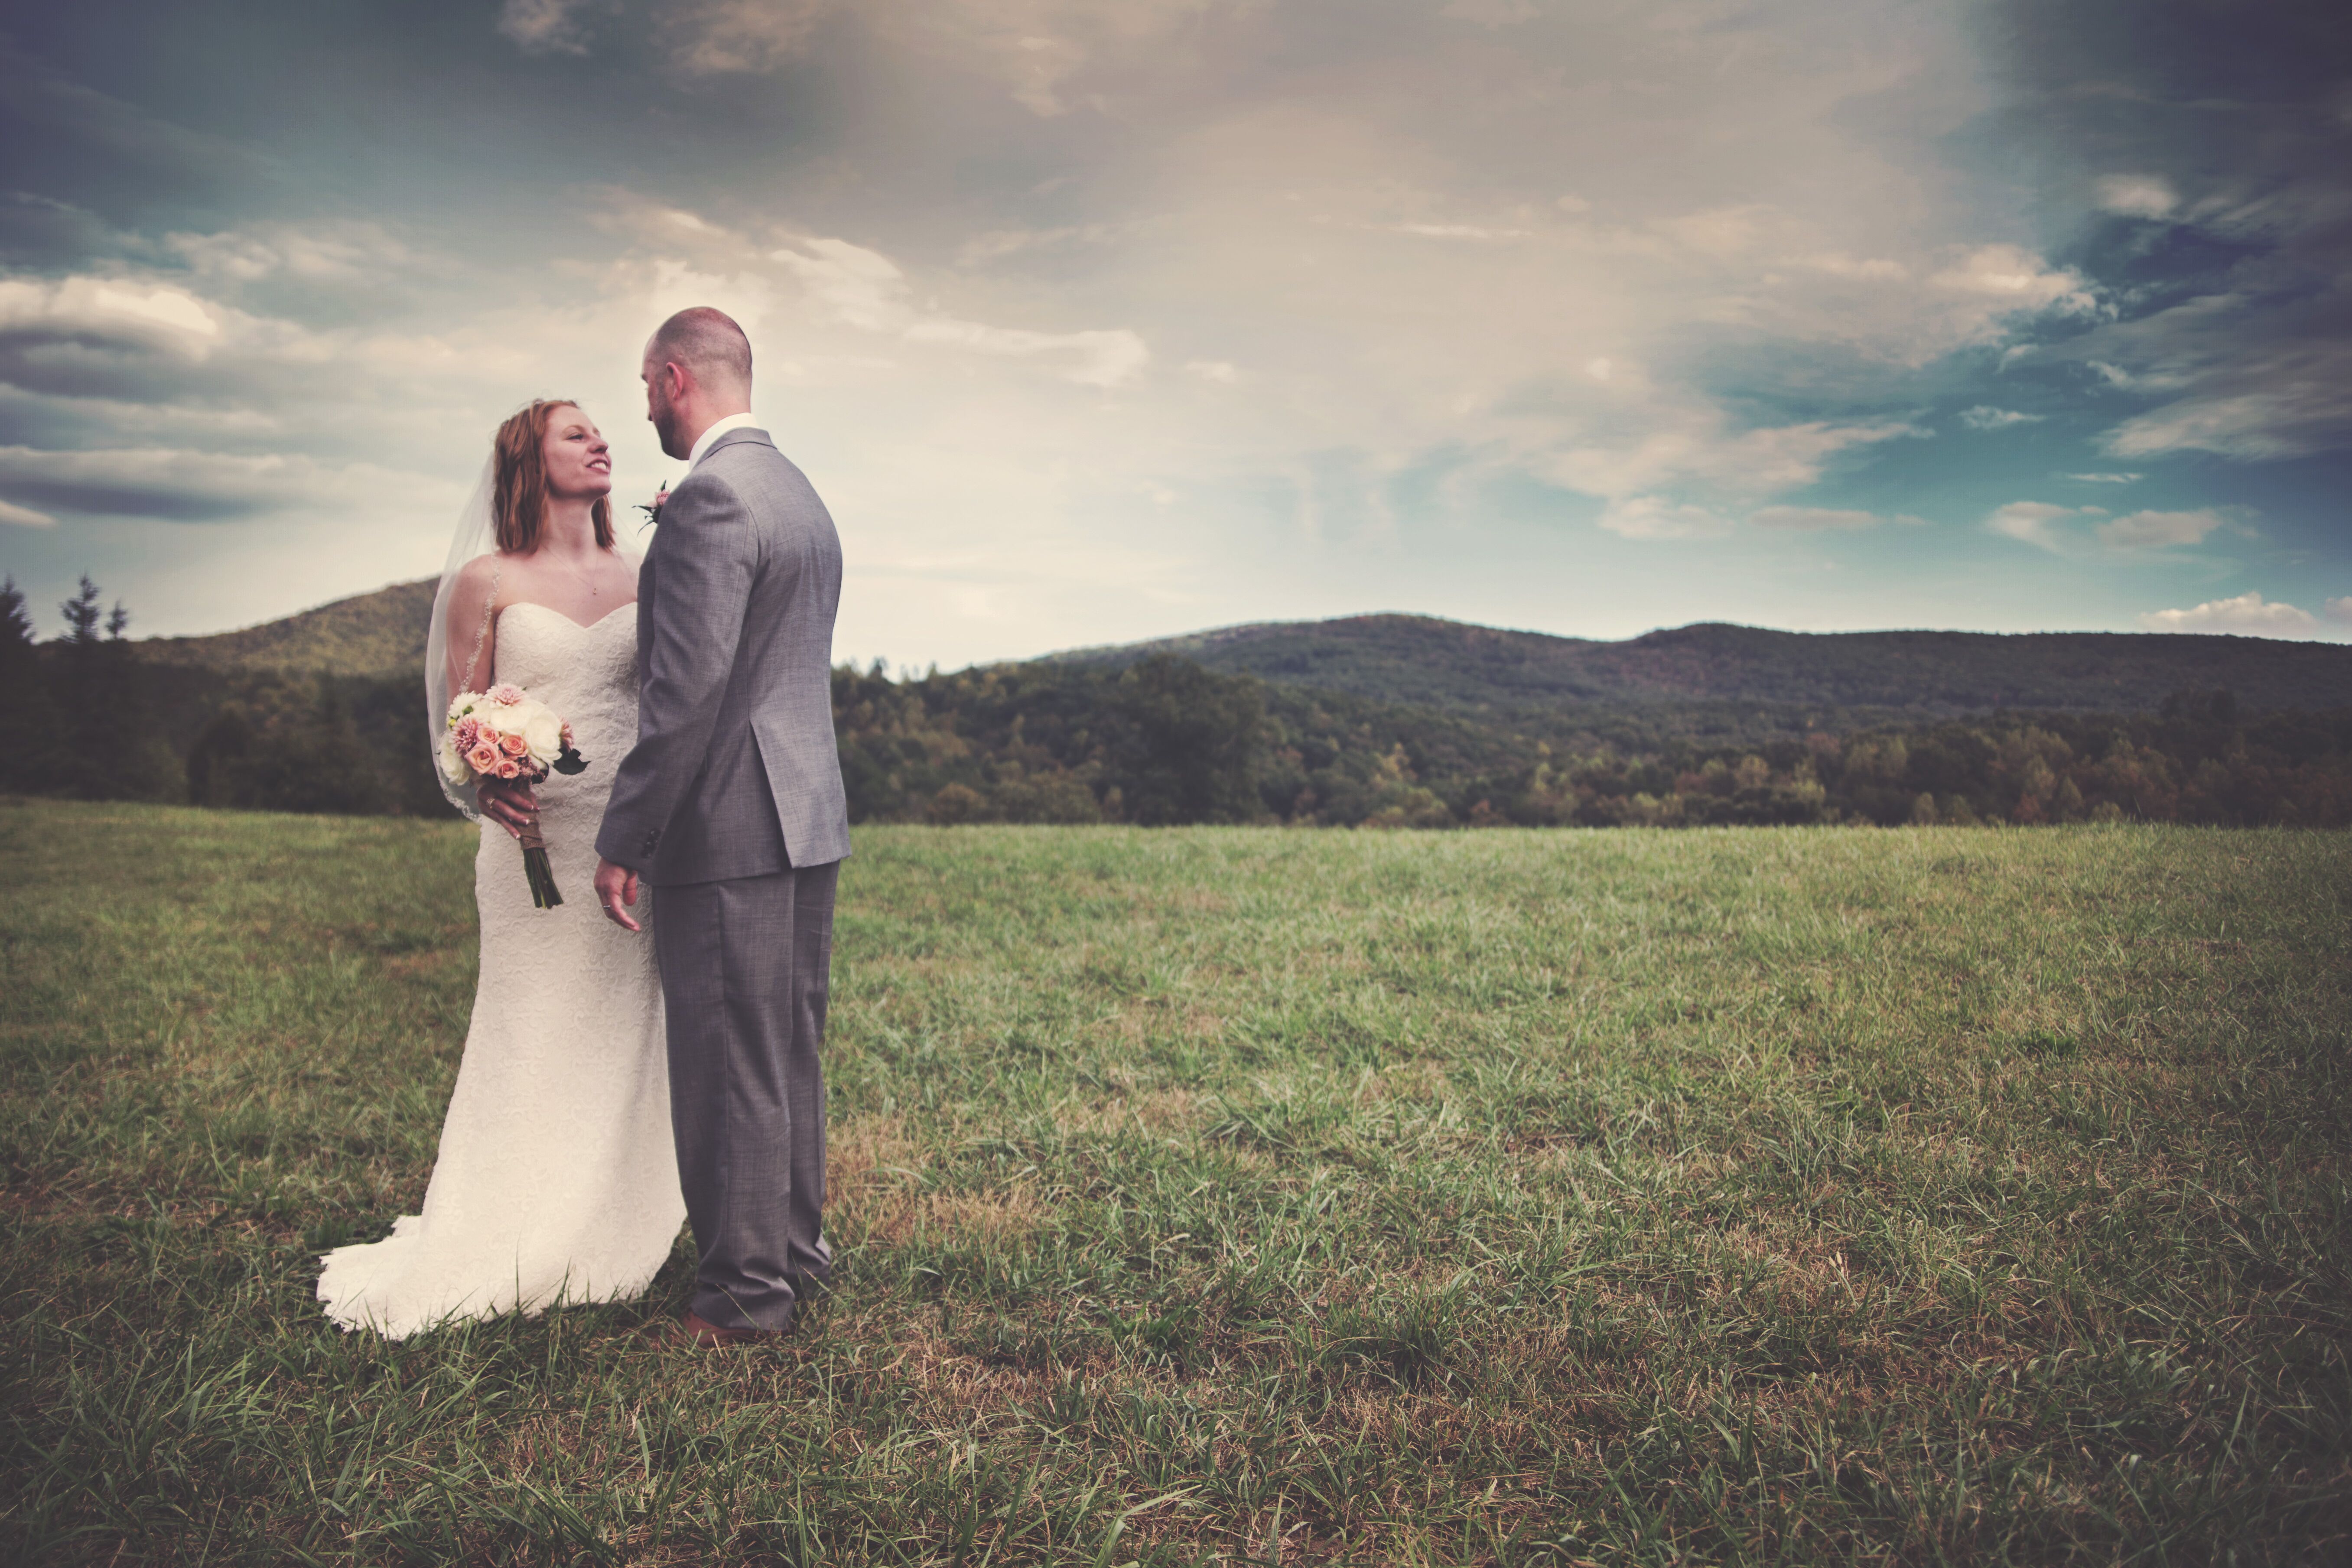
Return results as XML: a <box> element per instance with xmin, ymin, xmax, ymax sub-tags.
<box><xmin>635</xmin><ymin>480</ymin><xmax>673</xmax><ymax>530</ymax></box>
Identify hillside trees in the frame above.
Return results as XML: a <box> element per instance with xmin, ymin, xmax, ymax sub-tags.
<box><xmin>827</xmin><ymin>654</ymin><xmax>1265</xmax><ymax>825</ymax></box>
<box><xmin>8</xmin><ymin>577</ymin><xmax>183</xmax><ymax>802</ymax></box>
<box><xmin>1109</xmin><ymin>654</ymin><xmax>1265</xmax><ymax>823</ymax></box>
<box><xmin>0</xmin><ymin>577</ymin><xmax>59</xmax><ymax>795</ymax></box>
<box><xmin>0</xmin><ymin>574</ymin><xmax>442</xmax><ymax>813</ymax></box>
<box><xmin>185</xmin><ymin>676</ymin><xmax>407</xmax><ymax>816</ymax></box>
<box><xmin>5</xmin><ymin>583</ymin><xmax>2348</xmax><ymax>828</ymax></box>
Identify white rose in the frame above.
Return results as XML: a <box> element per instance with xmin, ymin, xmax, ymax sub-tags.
<box><xmin>520</xmin><ymin>706</ymin><xmax>563</xmax><ymax>764</ymax></box>
<box><xmin>439</xmin><ymin>736</ymin><xmax>469</xmax><ymax>786</ymax></box>
<box><xmin>475</xmin><ymin>702</ymin><xmax>523</xmax><ymax>736</ymax></box>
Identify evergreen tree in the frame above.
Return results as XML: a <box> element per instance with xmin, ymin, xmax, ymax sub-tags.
<box><xmin>59</xmin><ymin>576</ymin><xmax>102</xmax><ymax>645</ymax></box>
<box><xmin>0</xmin><ymin>576</ymin><xmax>59</xmax><ymax>793</ymax></box>
<box><xmin>48</xmin><ymin>576</ymin><xmax>182</xmax><ymax>802</ymax></box>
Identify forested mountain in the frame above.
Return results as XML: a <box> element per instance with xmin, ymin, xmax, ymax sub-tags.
<box><xmin>10</xmin><ymin>573</ymin><xmax>2349</xmax><ymax>829</ymax></box>
<box><xmin>136</xmin><ymin>578</ymin><xmax>437</xmax><ymax>676</ymax></box>
<box><xmin>134</xmin><ymin>582</ymin><xmax>2352</xmax><ymax>721</ymax></box>
<box><xmin>1056</xmin><ymin>613</ymin><xmax>2352</xmax><ymax>718</ymax></box>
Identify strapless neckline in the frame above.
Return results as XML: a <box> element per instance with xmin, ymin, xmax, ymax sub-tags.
<box><xmin>499</xmin><ymin>600</ymin><xmax>636</xmax><ymax>634</ymax></box>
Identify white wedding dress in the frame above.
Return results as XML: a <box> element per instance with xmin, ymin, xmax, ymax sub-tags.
<box><xmin>319</xmin><ymin>601</ymin><xmax>687</xmax><ymax>1338</ymax></box>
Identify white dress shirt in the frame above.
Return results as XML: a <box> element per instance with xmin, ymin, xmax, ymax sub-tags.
<box><xmin>686</xmin><ymin>411</ymin><xmax>761</xmax><ymax>472</ymax></box>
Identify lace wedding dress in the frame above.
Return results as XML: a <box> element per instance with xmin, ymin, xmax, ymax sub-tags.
<box><xmin>318</xmin><ymin>601</ymin><xmax>686</xmax><ymax>1337</ymax></box>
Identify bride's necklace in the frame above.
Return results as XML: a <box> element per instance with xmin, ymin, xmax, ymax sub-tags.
<box><xmin>550</xmin><ymin>550</ymin><xmax>607</xmax><ymax>599</ymax></box>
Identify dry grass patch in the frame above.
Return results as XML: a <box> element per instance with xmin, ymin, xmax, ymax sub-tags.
<box><xmin>827</xmin><ymin>1114</ymin><xmax>1052</xmax><ymax>1246</ymax></box>
<box><xmin>1054</xmin><ymin>1086</ymin><xmax>1202</xmax><ymax>1137</ymax></box>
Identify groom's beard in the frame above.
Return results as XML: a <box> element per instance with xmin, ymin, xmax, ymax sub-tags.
<box><xmin>649</xmin><ymin>388</ymin><xmax>689</xmax><ymax>460</ymax></box>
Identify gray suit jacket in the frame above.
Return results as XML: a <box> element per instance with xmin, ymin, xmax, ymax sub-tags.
<box><xmin>596</xmin><ymin>427</ymin><xmax>851</xmax><ymax>884</ymax></box>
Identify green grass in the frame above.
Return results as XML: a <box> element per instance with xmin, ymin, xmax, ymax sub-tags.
<box><xmin>3</xmin><ymin>798</ymin><xmax>2348</xmax><ymax>1565</ymax></box>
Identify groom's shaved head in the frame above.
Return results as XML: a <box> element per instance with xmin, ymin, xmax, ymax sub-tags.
<box><xmin>646</xmin><ymin>307</ymin><xmax>752</xmax><ymax>397</ymax></box>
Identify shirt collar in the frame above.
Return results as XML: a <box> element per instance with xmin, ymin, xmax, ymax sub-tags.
<box><xmin>686</xmin><ymin>412</ymin><xmax>761</xmax><ymax>471</ymax></box>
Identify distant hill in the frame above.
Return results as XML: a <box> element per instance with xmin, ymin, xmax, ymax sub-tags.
<box><xmin>1054</xmin><ymin>613</ymin><xmax>2352</xmax><ymax>718</ymax></box>
<box><xmin>136</xmin><ymin>578</ymin><xmax>436</xmax><ymax>677</ymax></box>
<box><xmin>54</xmin><ymin>581</ymin><xmax>2352</xmax><ymax>828</ymax></box>
<box><xmin>132</xmin><ymin>581</ymin><xmax>2352</xmax><ymax>720</ymax></box>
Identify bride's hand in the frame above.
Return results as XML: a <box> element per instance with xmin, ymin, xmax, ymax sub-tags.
<box><xmin>477</xmin><ymin>777</ymin><xmax>538</xmax><ymax>839</ymax></box>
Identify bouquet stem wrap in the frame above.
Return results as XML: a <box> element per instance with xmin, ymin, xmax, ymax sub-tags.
<box><xmin>519</xmin><ymin>812</ymin><xmax>563</xmax><ymax>909</ymax></box>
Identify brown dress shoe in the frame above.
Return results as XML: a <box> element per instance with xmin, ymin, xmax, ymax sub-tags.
<box><xmin>653</xmin><ymin>1309</ymin><xmax>791</xmax><ymax>1348</ymax></box>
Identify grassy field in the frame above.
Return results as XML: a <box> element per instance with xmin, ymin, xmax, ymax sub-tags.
<box><xmin>2</xmin><ymin>798</ymin><xmax>2348</xmax><ymax>1565</ymax></box>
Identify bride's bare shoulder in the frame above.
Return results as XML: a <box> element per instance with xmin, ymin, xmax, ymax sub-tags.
<box><xmin>450</xmin><ymin>552</ymin><xmax>525</xmax><ymax>598</ymax></box>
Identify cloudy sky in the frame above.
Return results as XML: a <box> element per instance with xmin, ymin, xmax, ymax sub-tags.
<box><xmin>1</xmin><ymin>0</ymin><xmax>2347</xmax><ymax>667</ymax></box>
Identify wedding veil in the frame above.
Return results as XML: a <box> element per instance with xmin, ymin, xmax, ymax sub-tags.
<box><xmin>423</xmin><ymin>454</ymin><xmax>498</xmax><ymax>820</ymax></box>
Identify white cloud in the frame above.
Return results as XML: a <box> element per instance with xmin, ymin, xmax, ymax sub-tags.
<box><xmin>1985</xmin><ymin>500</ymin><xmax>2229</xmax><ymax>555</ymax></box>
<box><xmin>2064</xmin><ymin>471</ymin><xmax>2140</xmax><ymax>483</ymax></box>
<box><xmin>2138</xmin><ymin>592</ymin><xmax>2319</xmax><ymax>637</ymax></box>
<box><xmin>0</xmin><ymin>275</ymin><xmax>222</xmax><ymax>348</ymax></box>
<box><xmin>905</xmin><ymin>318</ymin><xmax>1150</xmax><ymax>387</ymax></box>
<box><xmin>497</xmin><ymin>0</ymin><xmax>597</xmax><ymax>55</ymax></box>
<box><xmin>1985</xmin><ymin>500</ymin><xmax>2087</xmax><ymax>552</ymax></box>
<box><xmin>0</xmin><ymin>497</ymin><xmax>56</xmax><ymax>528</ymax></box>
<box><xmin>1597</xmin><ymin>495</ymin><xmax>1730</xmax><ymax>540</ymax></box>
<box><xmin>1960</xmin><ymin>405</ymin><xmax>2043</xmax><ymax>430</ymax></box>
<box><xmin>956</xmin><ymin>223</ymin><xmax>1125</xmax><ymax>267</ymax></box>
<box><xmin>1441</xmin><ymin>0</ymin><xmax>1539</xmax><ymax>25</ymax></box>
<box><xmin>768</xmin><ymin>237</ymin><xmax>901</xmax><ymax>329</ymax></box>
<box><xmin>874</xmin><ymin>0</ymin><xmax>1224</xmax><ymax>117</ymax></box>
<box><xmin>1544</xmin><ymin>418</ymin><xmax>1919</xmax><ymax>523</ymax></box>
<box><xmin>2328</xmin><ymin>597</ymin><xmax>2352</xmax><ymax>627</ymax></box>
<box><xmin>1392</xmin><ymin>222</ymin><xmax>1529</xmax><ymax>241</ymax></box>
<box><xmin>2093</xmin><ymin>174</ymin><xmax>2177</xmax><ymax>219</ymax></box>
<box><xmin>1748</xmin><ymin>505</ymin><xmax>1906</xmax><ymax>531</ymax></box>
<box><xmin>1928</xmin><ymin>244</ymin><xmax>2098</xmax><ymax>316</ymax></box>
<box><xmin>2093</xmin><ymin>508</ymin><xmax>2230</xmax><ymax>550</ymax></box>
<box><xmin>1653</xmin><ymin>204</ymin><xmax>1773</xmax><ymax>259</ymax></box>
<box><xmin>165</xmin><ymin>220</ymin><xmax>413</xmax><ymax>284</ymax></box>
<box><xmin>2105</xmin><ymin>371</ymin><xmax>2352</xmax><ymax>459</ymax></box>
<box><xmin>1799</xmin><ymin>253</ymin><xmax>1909</xmax><ymax>281</ymax></box>
<box><xmin>2073</xmin><ymin>294</ymin><xmax>2352</xmax><ymax>461</ymax></box>
<box><xmin>764</xmin><ymin>232</ymin><xmax>1148</xmax><ymax>386</ymax></box>
<box><xmin>667</xmin><ymin>0</ymin><xmax>836</xmax><ymax>75</ymax></box>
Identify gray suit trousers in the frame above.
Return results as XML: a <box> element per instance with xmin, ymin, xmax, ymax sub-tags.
<box><xmin>653</xmin><ymin>862</ymin><xmax>838</xmax><ymax>1331</ymax></box>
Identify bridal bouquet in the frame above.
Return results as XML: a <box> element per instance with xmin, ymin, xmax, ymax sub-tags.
<box><xmin>439</xmin><ymin>684</ymin><xmax>589</xmax><ymax>908</ymax></box>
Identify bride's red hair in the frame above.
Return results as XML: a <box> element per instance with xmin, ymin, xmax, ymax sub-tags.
<box><xmin>492</xmin><ymin>399</ymin><xmax>615</xmax><ymax>553</ymax></box>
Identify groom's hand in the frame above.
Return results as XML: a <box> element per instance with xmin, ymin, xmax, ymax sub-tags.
<box><xmin>477</xmin><ymin>778</ymin><xmax>537</xmax><ymax>839</ymax></box>
<box><xmin>594</xmin><ymin>858</ymin><xmax>642</xmax><ymax>933</ymax></box>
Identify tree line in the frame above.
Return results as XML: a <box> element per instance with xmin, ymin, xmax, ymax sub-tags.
<box><xmin>830</xmin><ymin>657</ymin><xmax>2352</xmax><ymax>829</ymax></box>
<box><xmin>6</xmin><ymin>575</ymin><xmax>2347</xmax><ymax>829</ymax></box>
<box><xmin>0</xmin><ymin>576</ymin><xmax>442</xmax><ymax>816</ymax></box>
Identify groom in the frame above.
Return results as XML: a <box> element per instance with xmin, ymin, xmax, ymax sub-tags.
<box><xmin>592</xmin><ymin>306</ymin><xmax>852</xmax><ymax>1347</ymax></box>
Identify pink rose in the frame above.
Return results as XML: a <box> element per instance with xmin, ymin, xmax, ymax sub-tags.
<box><xmin>487</xmin><ymin>683</ymin><xmax>524</xmax><ymax>706</ymax></box>
<box><xmin>468</xmin><ymin>742</ymin><xmax>501</xmax><ymax>772</ymax></box>
<box><xmin>500</xmin><ymin>732</ymin><xmax>529</xmax><ymax>758</ymax></box>
<box><xmin>495</xmin><ymin>758</ymin><xmax>521</xmax><ymax>779</ymax></box>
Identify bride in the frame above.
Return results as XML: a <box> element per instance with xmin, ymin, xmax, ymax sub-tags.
<box><xmin>318</xmin><ymin>398</ymin><xmax>686</xmax><ymax>1338</ymax></box>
